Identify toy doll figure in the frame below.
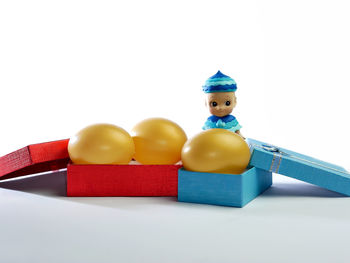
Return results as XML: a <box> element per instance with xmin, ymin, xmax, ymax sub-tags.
<box><xmin>202</xmin><ymin>71</ymin><xmax>243</xmax><ymax>137</ymax></box>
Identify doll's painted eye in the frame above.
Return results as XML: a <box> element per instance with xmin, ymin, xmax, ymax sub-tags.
<box><xmin>225</xmin><ymin>101</ymin><xmax>231</xmax><ymax>106</ymax></box>
<box><xmin>211</xmin><ymin>101</ymin><xmax>218</xmax><ymax>107</ymax></box>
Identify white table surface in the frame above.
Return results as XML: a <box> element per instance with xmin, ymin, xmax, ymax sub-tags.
<box><xmin>0</xmin><ymin>170</ymin><xmax>349</xmax><ymax>263</ymax></box>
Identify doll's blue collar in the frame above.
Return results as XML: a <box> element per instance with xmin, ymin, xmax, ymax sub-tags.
<box><xmin>208</xmin><ymin>115</ymin><xmax>236</xmax><ymax>123</ymax></box>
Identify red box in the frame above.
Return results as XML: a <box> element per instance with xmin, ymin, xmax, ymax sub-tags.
<box><xmin>0</xmin><ymin>139</ymin><xmax>182</xmax><ymax>196</ymax></box>
<box><xmin>67</xmin><ymin>164</ymin><xmax>182</xmax><ymax>197</ymax></box>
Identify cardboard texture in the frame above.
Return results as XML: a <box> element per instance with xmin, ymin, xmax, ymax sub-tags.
<box><xmin>67</xmin><ymin>164</ymin><xmax>182</xmax><ymax>197</ymax></box>
<box><xmin>248</xmin><ymin>138</ymin><xmax>350</xmax><ymax>196</ymax></box>
<box><xmin>0</xmin><ymin>139</ymin><xmax>70</xmax><ymax>180</ymax></box>
<box><xmin>178</xmin><ymin>167</ymin><xmax>272</xmax><ymax>207</ymax></box>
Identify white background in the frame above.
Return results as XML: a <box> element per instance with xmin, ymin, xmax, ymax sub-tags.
<box><xmin>0</xmin><ymin>1</ymin><xmax>350</xmax><ymax>263</ymax></box>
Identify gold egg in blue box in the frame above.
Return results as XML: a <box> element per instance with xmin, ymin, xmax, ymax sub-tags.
<box><xmin>179</xmin><ymin>132</ymin><xmax>270</xmax><ymax>207</ymax></box>
<box><xmin>181</xmin><ymin>129</ymin><xmax>250</xmax><ymax>174</ymax></box>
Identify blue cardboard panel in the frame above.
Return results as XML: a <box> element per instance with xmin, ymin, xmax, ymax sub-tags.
<box><xmin>178</xmin><ymin>167</ymin><xmax>272</xmax><ymax>207</ymax></box>
<box><xmin>241</xmin><ymin>168</ymin><xmax>272</xmax><ymax>206</ymax></box>
<box><xmin>248</xmin><ymin>138</ymin><xmax>350</xmax><ymax>196</ymax></box>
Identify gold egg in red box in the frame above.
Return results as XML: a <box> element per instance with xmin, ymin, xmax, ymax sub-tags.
<box><xmin>131</xmin><ymin>118</ymin><xmax>187</xmax><ymax>165</ymax></box>
<box><xmin>68</xmin><ymin>123</ymin><xmax>135</xmax><ymax>165</ymax></box>
<box><xmin>65</xmin><ymin>120</ymin><xmax>185</xmax><ymax>197</ymax></box>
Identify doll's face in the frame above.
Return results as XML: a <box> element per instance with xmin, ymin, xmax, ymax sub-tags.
<box><xmin>206</xmin><ymin>92</ymin><xmax>237</xmax><ymax>117</ymax></box>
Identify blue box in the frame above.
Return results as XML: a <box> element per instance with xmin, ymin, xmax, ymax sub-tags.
<box><xmin>248</xmin><ymin>138</ymin><xmax>350</xmax><ymax>196</ymax></box>
<box><xmin>178</xmin><ymin>138</ymin><xmax>350</xmax><ymax>208</ymax></box>
<box><xmin>178</xmin><ymin>167</ymin><xmax>272</xmax><ymax>207</ymax></box>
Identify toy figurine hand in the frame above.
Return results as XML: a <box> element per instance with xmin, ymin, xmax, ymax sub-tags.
<box><xmin>235</xmin><ymin>130</ymin><xmax>245</xmax><ymax>139</ymax></box>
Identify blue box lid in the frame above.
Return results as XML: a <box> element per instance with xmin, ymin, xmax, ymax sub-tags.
<box><xmin>247</xmin><ymin>138</ymin><xmax>350</xmax><ymax>196</ymax></box>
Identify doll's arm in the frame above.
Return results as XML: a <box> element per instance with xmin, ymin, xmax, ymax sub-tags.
<box><xmin>202</xmin><ymin>119</ymin><xmax>216</xmax><ymax>130</ymax></box>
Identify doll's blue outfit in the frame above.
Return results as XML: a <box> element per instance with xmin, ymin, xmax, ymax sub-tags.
<box><xmin>203</xmin><ymin>115</ymin><xmax>242</xmax><ymax>132</ymax></box>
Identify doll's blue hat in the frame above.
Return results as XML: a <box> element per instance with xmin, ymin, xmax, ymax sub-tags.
<box><xmin>202</xmin><ymin>70</ymin><xmax>237</xmax><ymax>93</ymax></box>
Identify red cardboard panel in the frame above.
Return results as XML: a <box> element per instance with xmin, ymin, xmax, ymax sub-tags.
<box><xmin>67</xmin><ymin>164</ymin><xmax>182</xmax><ymax>197</ymax></box>
<box><xmin>0</xmin><ymin>139</ymin><xmax>70</xmax><ymax>180</ymax></box>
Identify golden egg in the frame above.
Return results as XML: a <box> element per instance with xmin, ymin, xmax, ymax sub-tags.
<box><xmin>68</xmin><ymin>123</ymin><xmax>135</xmax><ymax>165</ymax></box>
<box><xmin>131</xmin><ymin>118</ymin><xmax>187</xmax><ymax>165</ymax></box>
<box><xmin>181</xmin><ymin>129</ymin><xmax>250</xmax><ymax>174</ymax></box>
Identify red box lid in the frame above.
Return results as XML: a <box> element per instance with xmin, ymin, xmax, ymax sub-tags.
<box><xmin>0</xmin><ymin>139</ymin><xmax>70</xmax><ymax>180</ymax></box>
